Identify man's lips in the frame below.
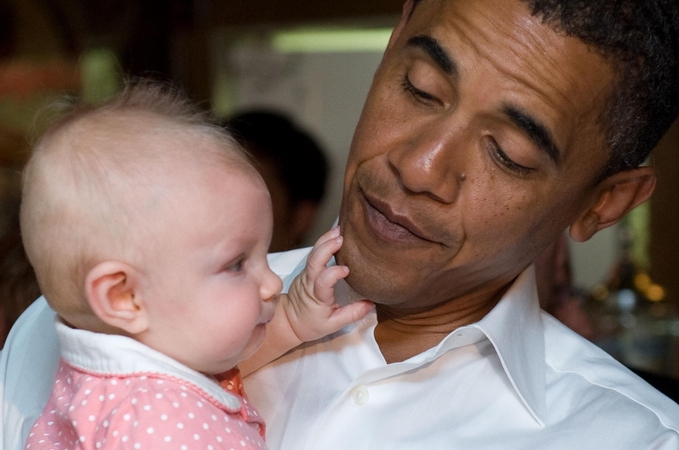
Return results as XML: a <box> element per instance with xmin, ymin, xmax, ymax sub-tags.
<box><xmin>362</xmin><ymin>191</ymin><xmax>437</xmax><ymax>244</ymax></box>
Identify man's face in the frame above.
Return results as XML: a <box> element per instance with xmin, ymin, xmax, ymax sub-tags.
<box><xmin>337</xmin><ymin>0</ymin><xmax>614</xmax><ymax>310</ymax></box>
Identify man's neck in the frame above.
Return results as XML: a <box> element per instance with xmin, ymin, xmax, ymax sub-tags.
<box><xmin>373</xmin><ymin>286</ymin><xmax>507</xmax><ymax>364</ymax></box>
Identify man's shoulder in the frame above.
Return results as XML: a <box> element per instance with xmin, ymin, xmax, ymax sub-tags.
<box><xmin>542</xmin><ymin>313</ymin><xmax>679</xmax><ymax>434</ymax></box>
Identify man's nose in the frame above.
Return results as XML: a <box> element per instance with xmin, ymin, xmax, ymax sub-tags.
<box><xmin>386</xmin><ymin>118</ymin><xmax>468</xmax><ymax>204</ymax></box>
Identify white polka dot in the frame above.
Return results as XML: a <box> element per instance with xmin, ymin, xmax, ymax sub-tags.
<box><xmin>143</xmin><ymin>405</ymin><xmax>151</xmax><ymax>411</ymax></box>
<box><xmin>84</xmin><ymin>389</ymin><xmax>91</xmax><ymax>395</ymax></box>
<box><xmin>134</xmin><ymin>443</ymin><xmax>140</xmax><ymax>449</ymax></box>
<box><xmin>177</xmin><ymin>422</ymin><xmax>184</xmax><ymax>429</ymax></box>
<box><xmin>79</xmin><ymin>436</ymin><xmax>86</xmax><ymax>443</ymax></box>
<box><xmin>108</xmin><ymin>394</ymin><xmax>115</xmax><ymax>400</ymax></box>
<box><xmin>147</xmin><ymin>428</ymin><xmax>154</xmax><ymax>434</ymax></box>
<box><xmin>194</xmin><ymin>433</ymin><xmax>200</xmax><ymax>440</ymax></box>
<box><xmin>160</xmin><ymin>414</ymin><xmax>168</xmax><ymax>421</ymax></box>
<box><xmin>88</xmin><ymin>415</ymin><xmax>95</xmax><ymax>422</ymax></box>
<box><xmin>241</xmin><ymin>441</ymin><xmax>247</xmax><ymax>447</ymax></box>
<box><xmin>81</xmin><ymin>400</ymin><xmax>87</xmax><ymax>406</ymax></box>
<box><xmin>164</xmin><ymin>436</ymin><xmax>171</xmax><ymax>442</ymax></box>
<box><xmin>172</xmin><ymin>402</ymin><xmax>180</xmax><ymax>408</ymax></box>
<box><xmin>188</xmin><ymin>412</ymin><xmax>195</xmax><ymax>419</ymax></box>
<box><xmin>181</xmin><ymin>392</ymin><xmax>187</xmax><ymax>397</ymax></box>
<box><xmin>217</xmin><ymin>436</ymin><xmax>223</xmax><ymax>442</ymax></box>
<box><xmin>123</xmin><ymin>414</ymin><xmax>131</xmax><ymax>421</ymax></box>
<box><xmin>203</xmin><ymin>423</ymin><xmax>209</xmax><ymax>430</ymax></box>
<box><xmin>197</xmin><ymin>401</ymin><xmax>203</xmax><ymax>407</ymax></box>
<box><xmin>113</xmin><ymin>431</ymin><xmax>119</xmax><ymax>437</ymax></box>
<box><xmin>181</xmin><ymin>446</ymin><xmax>188</xmax><ymax>450</ymax></box>
<box><xmin>111</xmin><ymin>379</ymin><xmax>117</xmax><ymax>385</ymax></box>
<box><xmin>131</xmin><ymin>398</ymin><xmax>137</xmax><ymax>405</ymax></box>
<box><xmin>211</xmin><ymin>415</ymin><xmax>218</xmax><ymax>421</ymax></box>
<box><xmin>98</xmin><ymin>395</ymin><xmax>105</xmax><ymax>401</ymax></box>
<box><xmin>122</xmin><ymin>436</ymin><xmax>128</xmax><ymax>442</ymax></box>
<box><xmin>103</xmin><ymin>420</ymin><xmax>109</xmax><ymax>427</ymax></box>
<box><xmin>155</xmin><ymin>393</ymin><xmax>163</xmax><ymax>399</ymax></box>
<box><xmin>96</xmin><ymin>443</ymin><xmax>101</xmax><ymax>448</ymax></box>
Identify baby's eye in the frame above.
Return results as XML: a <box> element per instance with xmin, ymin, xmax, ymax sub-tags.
<box><xmin>226</xmin><ymin>257</ymin><xmax>245</xmax><ymax>273</ymax></box>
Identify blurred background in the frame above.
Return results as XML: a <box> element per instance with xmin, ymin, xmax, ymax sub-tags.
<box><xmin>0</xmin><ymin>0</ymin><xmax>678</xmax><ymax>386</ymax></box>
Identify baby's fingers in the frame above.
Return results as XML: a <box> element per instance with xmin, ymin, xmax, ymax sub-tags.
<box><xmin>313</xmin><ymin>265</ymin><xmax>350</xmax><ymax>304</ymax></box>
<box><xmin>326</xmin><ymin>300</ymin><xmax>375</xmax><ymax>331</ymax></box>
<box><xmin>306</xmin><ymin>227</ymin><xmax>343</xmax><ymax>279</ymax></box>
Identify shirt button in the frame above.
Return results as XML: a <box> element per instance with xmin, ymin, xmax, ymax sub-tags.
<box><xmin>351</xmin><ymin>385</ymin><xmax>369</xmax><ymax>406</ymax></box>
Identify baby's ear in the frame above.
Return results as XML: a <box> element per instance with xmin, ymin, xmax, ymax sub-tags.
<box><xmin>85</xmin><ymin>261</ymin><xmax>148</xmax><ymax>335</ymax></box>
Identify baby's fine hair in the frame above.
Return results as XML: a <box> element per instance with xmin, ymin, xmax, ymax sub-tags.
<box><xmin>20</xmin><ymin>80</ymin><xmax>251</xmax><ymax>314</ymax></box>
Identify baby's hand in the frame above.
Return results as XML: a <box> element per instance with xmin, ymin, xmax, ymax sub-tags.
<box><xmin>284</xmin><ymin>226</ymin><xmax>374</xmax><ymax>343</ymax></box>
<box><xmin>238</xmin><ymin>227</ymin><xmax>374</xmax><ymax>376</ymax></box>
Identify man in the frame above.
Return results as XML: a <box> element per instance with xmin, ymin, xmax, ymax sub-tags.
<box><xmin>245</xmin><ymin>0</ymin><xmax>679</xmax><ymax>448</ymax></box>
<box><xmin>2</xmin><ymin>0</ymin><xmax>678</xmax><ymax>448</ymax></box>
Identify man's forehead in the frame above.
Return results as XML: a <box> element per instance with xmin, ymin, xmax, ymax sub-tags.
<box><xmin>403</xmin><ymin>0</ymin><xmax>613</xmax><ymax>166</ymax></box>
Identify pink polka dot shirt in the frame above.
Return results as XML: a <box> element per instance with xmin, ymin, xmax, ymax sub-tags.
<box><xmin>25</xmin><ymin>320</ymin><xmax>266</xmax><ymax>450</ymax></box>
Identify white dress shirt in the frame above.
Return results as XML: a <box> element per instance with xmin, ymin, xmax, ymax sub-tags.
<box><xmin>2</xmin><ymin>247</ymin><xmax>678</xmax><ymax>449</ymax></box>
<box><xmin>244</xmin><ymin>248</ymin><xmax>679</xmax><ymax>450</ymax></box>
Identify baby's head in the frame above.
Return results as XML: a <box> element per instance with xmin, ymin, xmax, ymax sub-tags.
<box><xmin>21</xmin><ymin>82</ymin><xmax>282</xmax><ymax>373</ymax></box>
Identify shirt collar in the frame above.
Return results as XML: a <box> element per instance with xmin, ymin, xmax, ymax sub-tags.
<box><xmin>347</xmin><ymin>263</ymin><xmax>547</xmax><ymax>427</ymax></box>
<box><xmin>55</xmin><ymin>319</ymin><xmax>243</xmax><ymax>412</ymax></box>
<box><xmin>283</xmin><ymin>251</ymin><xmax>547</xmax><ymax>425</ymax></box>
<box><xmin>399</xmin><ymin>265</ymin><xmax>547</xmax><ymax>426</ymax></box>
<box><xmin>471</xmin><ymin>265</ymin><xmax>547</xmax><ymax>426</ymax></box>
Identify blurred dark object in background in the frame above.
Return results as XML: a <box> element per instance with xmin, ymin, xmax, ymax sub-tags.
<box><xmin>536</xmin><ymin>233</ymin><xmax>595</xmax><ymax>339</ymax></box>
<box><xmin>0</xmin><ymin>224</ymin><xmax>40</xmax><ymax>347</ymax></box>
<box><xmin>0</xmin><ymin>169</ymin><xmax>40</xmax><ymax>347</ymax></box>
<box><xmin>226</xmin><ymin>111</ymin><xmax>328</xmax><ymax>252</ymax></box>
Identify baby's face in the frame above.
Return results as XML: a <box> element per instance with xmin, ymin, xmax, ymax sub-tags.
<box><xmin>138</xmin><ymin>160</ymin><xmax>283</xmax><ymax>374</ymax></box>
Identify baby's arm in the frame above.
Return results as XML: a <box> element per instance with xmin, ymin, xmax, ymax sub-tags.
<box><xmin>240</xmin><ymin>227</ymin><xmax>373</xmax><ymax>375</ymax></box>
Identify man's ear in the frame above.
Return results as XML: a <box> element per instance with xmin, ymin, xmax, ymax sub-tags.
<box><xmin>85</xmin><ymin>261</ymin><xmax>148</xmax><ymax>335</ymax></box>
<box><xmin>386</xmin><ymin>0</ymin><xmax>415</xmax><ymax>50</ymax></box>
<box><xmin>569</xmin><ymin>166</ymin><xmax>657</xmax><ymax>242</ymax></box>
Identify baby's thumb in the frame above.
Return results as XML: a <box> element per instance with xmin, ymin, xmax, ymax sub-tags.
<box><xmin>329</xmin><ymin>300</ymin><xmax>375</xmax><ymax>330</ymax></box>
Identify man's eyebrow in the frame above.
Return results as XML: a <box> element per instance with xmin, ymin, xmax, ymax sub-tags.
<box><xmin>502</xmin><ymin>104</ymin><xmax>561</xmax><ymax>165</ymax></box>
<box><xmin>406</xmin><ymin>35</ymin><xmax>458</xmax><ymax>77</ymax></box>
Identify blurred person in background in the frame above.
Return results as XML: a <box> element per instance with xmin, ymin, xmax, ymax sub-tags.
<box><xmin>225</xmin><ymin>111</ymin><xmax>328</xmax><ymax>252</ymax></box>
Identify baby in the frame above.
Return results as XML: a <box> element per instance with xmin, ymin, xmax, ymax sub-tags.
<box><xmin>21</xmin><ymin>82</ymin><xmax>373</xmax><ymax>449</ymax></box>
